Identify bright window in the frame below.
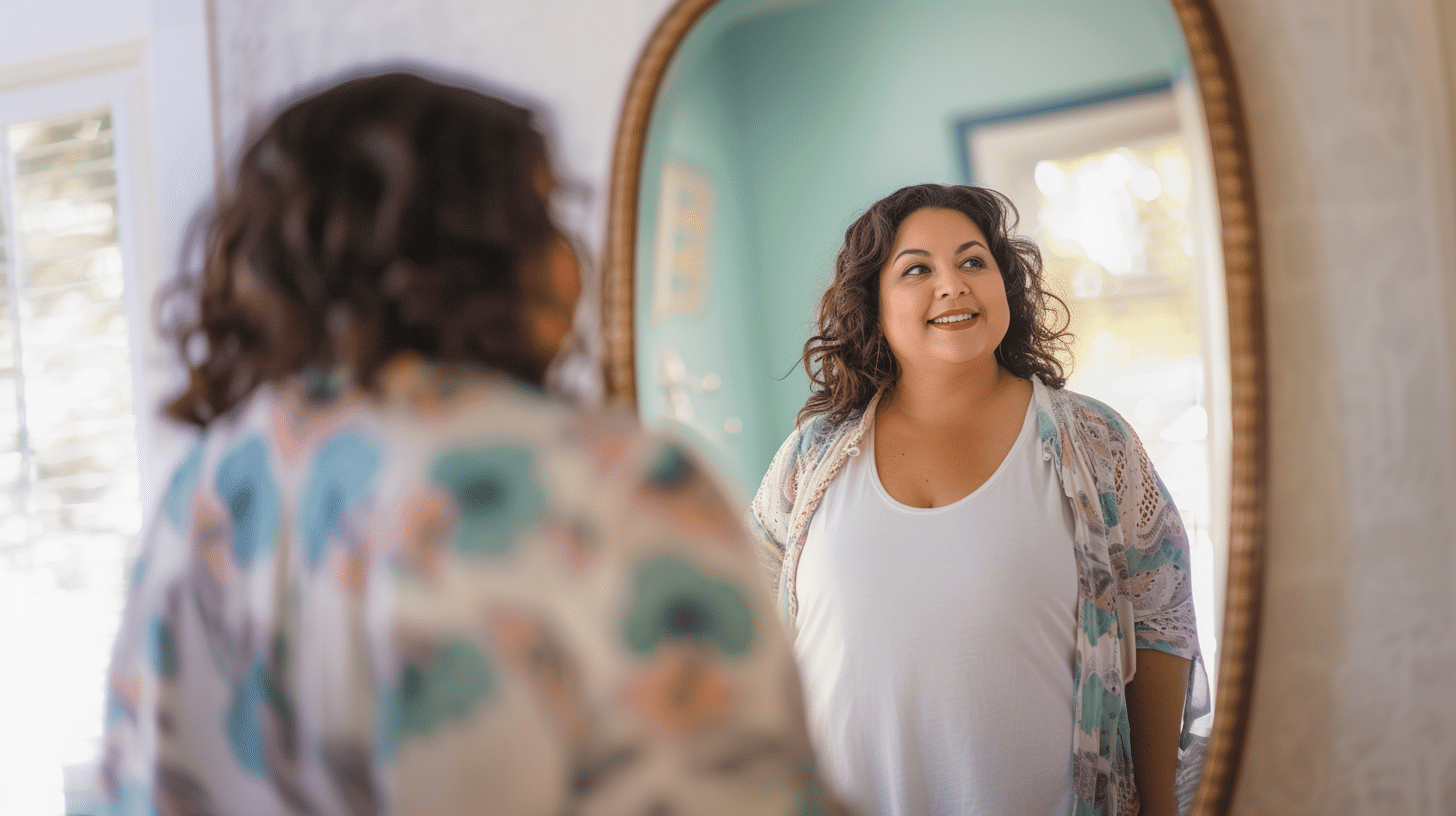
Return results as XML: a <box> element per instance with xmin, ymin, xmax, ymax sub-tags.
<box><xmin>0</xmin><ymin>70</ymin><xmax>147</xmax><ymax>816</ymax></box>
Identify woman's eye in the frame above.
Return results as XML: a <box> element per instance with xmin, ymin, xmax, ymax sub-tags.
<box><xmin>904</xmin><ymin>263</ymin><xmax>930</xmax><ymax>276</ymax></box>
<box><xmin>961</xmin><ymin>256</ymin><xmax>986</xmax><ymax>269</ymax></box>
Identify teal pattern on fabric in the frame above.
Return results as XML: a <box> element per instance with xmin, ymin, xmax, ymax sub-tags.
<box><xmin>393</xmin><ymin>640</ymin><xmax>497</xmax><ymax>741</ymax></box>
<box><xmin>1080</xmin><ymin>598</ymin><xmax>1117</xmax><ymax>644</ymax></box>
<box><xmin>163</xmin><ymin>443</ymin><xmax>205</xmax><ymax>529</ymax></box>
<box><xmin>375</xmin><ymin>685</ymin><xmax>399</xmax><ymax>761</ymax></box>
<box><xmin>431</xmin><ymin>446</ymin><xmax>546</xmax><ymax>557</ymax></box>
<box><xmin>1036</xmin><ymin>409</ymin><xmax>1060</xmax><ymax>454</ymax></box>
<box><xmin>97</xmin><ymin>778</ymin><xmax>151</xmax><ymax>816</ymax></box>
<box><xmin>1128</xmin><ymin>536</ymin><xmax>1190</xmax><ymax>575</ymax></box>
<box><xmin>128</xmin><ymin>553</ymin><xmax>149</xmax><ymax>590</ymax></box>
<box><xmin>148</xmin><ymin>618</ymin><xmax>178</xmax><ymax>678</ymax></box>
<box><xmin>624</xmin><ymin>555</ymin><xmax>754</xmax><ymax>657</ymax></box>
<box><xmin>299</xmin><ymin>431</ymin><xmax>383</xmax><ymax>568</ymax></box>
<box><xmin>1098</xmin><ymin>492</ymin><xmax>1118</xmax><ymax>527</ymax></box>
<box><xmin>1078</xmin><ymin>672</ymin><xmax>1104</xmax><ymax>737</ymax></box>
<box><xmin>1078</xmin><ymin>672</ymin><xmax>1130</xmax><ymax>761</ymax></box>
<box><xmin>225</xmin><ymin>661</ymin><xmax>289</xmax><ymax>777</ymax></box>
<box><xmin>1083</xmin><ymin>670</ymin><xmax>1124</xmax><ymax>757</ymax></box>
<box><xmin>795</xmin><ymin>761</ymin><xmax>826</xmax><ymax>816</ymax></box>
<box><xmin>647</xmin><ymin>443</ymin><xmax>693</xmax><ymax>489</ymax></box>
<box><xmin>215</xmin><ymin>436</ymin><xmax>281</xmax><ymax>567</ymax></box>
<box><xmin>105</xmin><ymin>690</ymin><xmax>130</xmax><ymax>725</ymax></box>
<box><xmin>1137</xmin><ymin>636</ymin><xmax>1178</xmax><ymax>652</ymax></box>
<box><xmin>1081</xmin><ymin>396</ymin><xmax>1130</xmax><ymax>438</ymax></box>
<box><xmin>299</xmin><ymin>366</ymin><xmax>349</xmax><ymax>402</ymax></box>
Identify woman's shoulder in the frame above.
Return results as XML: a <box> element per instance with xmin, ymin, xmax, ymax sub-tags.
<box><xmin>777</xmin><ymin>408</ymin><xmax>860</xmax><ymax>464</ymax></box>
<box><xmin>752</xmin><ymin>409</ymin><xmax>861</xmax><ymax>510</ymax></box>
<box><xmin>173</xmin><ymin>367</ymin><xmax>659</xmax><ymax>495</ymax></box>
<box><xmin>1043</xmin><ymin>384</ymin><xmax>1135</xmax><ymax>444</ymax></box>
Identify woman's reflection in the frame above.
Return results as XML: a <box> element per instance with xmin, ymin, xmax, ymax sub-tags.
<box><xmin>749</xmin><ymin>184</ymin><xmax>1209</xmax><ymax>816</ymax></box>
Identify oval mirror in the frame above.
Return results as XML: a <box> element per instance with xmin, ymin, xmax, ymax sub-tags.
<box><xmin>603</xmin><ymin>0</ymin><xmax>1266</xmax><ymax>812</ymax></box>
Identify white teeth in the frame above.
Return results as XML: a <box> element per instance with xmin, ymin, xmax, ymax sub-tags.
<box><xmin>930</xmin><ymin>313</ymin><xmax>977</xmax><ymax>324</ymax></box>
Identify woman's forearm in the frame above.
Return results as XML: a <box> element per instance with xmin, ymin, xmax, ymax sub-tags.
<box><xmin>1125</xmin><ymin>648</ymin><xmax>1191</xmax><ymax>816</ymax></box>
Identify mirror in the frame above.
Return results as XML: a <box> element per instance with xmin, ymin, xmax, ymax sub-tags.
<box><xmin>603</xmin><ymin>0</ymin><xmax>1266</xmax><ymax>812</ymax></box>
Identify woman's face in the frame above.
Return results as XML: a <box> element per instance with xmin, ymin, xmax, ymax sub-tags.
<box><xmin>876</xmin><ymin>207</ymin><xmax>1010</xmax><ymax>374</ymax></box>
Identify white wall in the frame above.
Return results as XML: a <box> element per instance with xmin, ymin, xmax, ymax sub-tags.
<box><xmin>212</xmin><ymin>0</ymin><xmax>677</xmax><ymax>252</ymax></box>
<box><xmin>0</xmin><ymin>0</ymin><xmax>153</xmax><ymax>62</ymax></box>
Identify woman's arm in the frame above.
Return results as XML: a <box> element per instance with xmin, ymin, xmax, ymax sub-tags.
<box><xmin>747</xmin><ymin>421</ymin><xmax>814</xmax><ymax>590</ymax></box>
<box><xmin>1125</xmin><ymin>648</ymin><xmax>1191</xmax><ymax>816</ymax></box>
<box><xmin>1108</xmin><ymin>406</ymin><xmax>1201</xmax><ymax>814</ymax></box>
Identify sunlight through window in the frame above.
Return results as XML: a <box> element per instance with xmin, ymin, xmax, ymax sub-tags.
<box><xmin>0</xmin><ymin>106</ymin><xmax>141</xmax><ymax>816</ymax></box>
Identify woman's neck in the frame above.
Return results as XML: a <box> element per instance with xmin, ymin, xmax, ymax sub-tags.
<box><xmin>880</xmin><ymin>359</ymin><xmax>1026</xmax><ymax>429</ymax></box>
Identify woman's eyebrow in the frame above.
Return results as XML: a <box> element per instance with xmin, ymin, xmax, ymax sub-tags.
<box><xmin>892</xmin><ymin>247</ymin><xmax>930</xmax><ymax>262</ymax></box>
<box><xmin>892</xmin><ymin>240</ymin><xmax>986</xmax><ymax>263</ymax></box>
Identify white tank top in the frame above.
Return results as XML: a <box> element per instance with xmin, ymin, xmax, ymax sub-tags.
<box><xmin>794</xmin><ymin>399</ymin><xmax>1078</xmax><ymax>816</ymax></box>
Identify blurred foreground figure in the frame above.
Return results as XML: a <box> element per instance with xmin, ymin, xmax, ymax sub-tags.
<box><xmin>96</xmin><ymin>71</ymin><xmax>829</xmax><ymax>816</ymax></box>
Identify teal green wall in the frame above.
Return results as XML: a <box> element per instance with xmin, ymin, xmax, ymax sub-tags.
<box><xmin>636</xmin><ymin>3</ymin><xmax>770</xmax><ymax>496</ymax></box>
<box><xmin>637</xmin><ymin>0</ymin><xmax>1189</xmax><ymax>495</ymax></box>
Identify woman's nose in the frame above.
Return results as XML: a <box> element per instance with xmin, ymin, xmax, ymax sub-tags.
<box><xmin>935</xmin><ymin>268</ymin><xmax>969</xmax><ymax>297</ymax></box>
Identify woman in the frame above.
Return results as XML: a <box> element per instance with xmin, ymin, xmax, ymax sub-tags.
<box><xmin>750</xmin><ymin>184</ymin><xmax>1208</xmax><ymax>816</ymax></box>
<box><xmin>96</xmin><ymin>71</ymin><xmax>834</xmax><ymax>816</ymax></box>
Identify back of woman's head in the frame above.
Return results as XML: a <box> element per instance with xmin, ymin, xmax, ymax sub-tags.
<box><xmin>166</xmin><ymin>70</ymin><xmax>565</xmax><ymax>426</ymax></box>
<box><xmin>800</xmin><ymin>183</ymin><xmax>1070</xmax><ymax>426</ymax></box>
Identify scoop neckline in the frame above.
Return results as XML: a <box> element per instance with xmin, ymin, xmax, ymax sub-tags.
<box><xmin>866</xmin><ymin>397</ymin><xmax>1038</xmax><ymax>514</ymax></box>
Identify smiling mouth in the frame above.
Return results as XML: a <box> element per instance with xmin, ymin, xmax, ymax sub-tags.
<box><xmin>929</xmin><ymin>312</ymin><xmax>980</xmax><ymax>325</ymax></box>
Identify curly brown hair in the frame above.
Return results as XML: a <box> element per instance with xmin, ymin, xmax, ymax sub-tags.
<box><xmin>163</xmin><ymin>70</ymin><xmax>566</xmax><ymax>426</ymax></box>
<box><xmin>799</xmin><ymin>183</ymin><xmax>1071</xmax><ymax>426</ymax></box>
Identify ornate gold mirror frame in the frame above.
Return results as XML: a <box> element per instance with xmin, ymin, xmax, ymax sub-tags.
<box><xmin>601</xmin><ymin>1</ymin><xmax>1266</xmax><ymax>811</ymax></box>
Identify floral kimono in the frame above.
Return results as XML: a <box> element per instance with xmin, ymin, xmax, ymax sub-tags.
<box><xmin>749</xmin><ymin>375</ymin><xmax>1210</xmax><ymax>816</ymax></box>
<box><xmin>97</xmin><ymin>359</ymin><xmax>830</xmax><ymax>816</ymax></box>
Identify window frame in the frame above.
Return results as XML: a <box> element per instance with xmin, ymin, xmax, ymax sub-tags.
<box><xmin>0</xmin><ymin>55</ymin><xmax>159</xmax><ymax>517</ymax></box>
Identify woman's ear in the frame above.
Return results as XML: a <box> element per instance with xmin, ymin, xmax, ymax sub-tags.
<box><xmin>528</xmin><ymin>239</ymin><xmax>583</xmax><ymax>361</ymax></box>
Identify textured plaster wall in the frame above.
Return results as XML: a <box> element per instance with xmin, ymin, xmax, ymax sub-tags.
<box><xmin>210</xmin><ymin>1</ymin><xmax>1456</xmax><ymax>812</ymax></box>
<box><xmin>211</xmin><ymin>0</ymin><xmax>677</xmax><ymax>248</ymax></box>
<box><xmin>1213</xmin><ymin>0</ymin><xmax>1456</xmax><ymax>812</ymax></box>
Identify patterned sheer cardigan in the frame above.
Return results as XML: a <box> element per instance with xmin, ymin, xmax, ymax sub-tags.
<box><xmin>749</xmin><ymin>375</ymin><xmax>1211</xmax><ymax>816</ymax></box>
<box><xmin>95</xmin><ymin>363</ymin><xmax>832</xmax><ymax>816</ymax></box>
